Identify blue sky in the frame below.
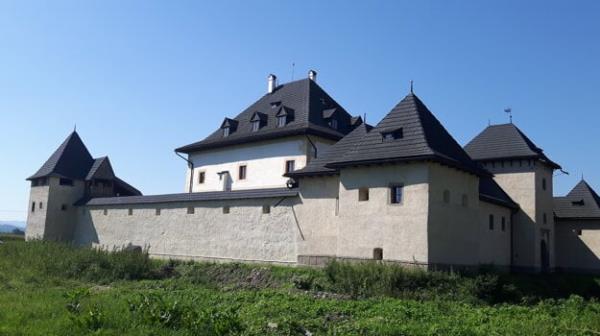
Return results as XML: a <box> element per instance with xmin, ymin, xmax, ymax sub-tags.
<box><xmin>1</xmin><ymin>1</ymin><xmax>599</xmax><ymax>221</ymax></box>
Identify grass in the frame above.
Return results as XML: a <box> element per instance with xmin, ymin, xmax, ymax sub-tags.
<box><xmin>1</xmin><ymin>236</ymin><xmax>600</xmax><ymax>335</ymax></box>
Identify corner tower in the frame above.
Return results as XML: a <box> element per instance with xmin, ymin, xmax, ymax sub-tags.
<box><xmin>26</xmin><ymin>131</ymin><xmax>94</xmax><ymax>241</ymax></box>
<box><xmin>465</xmin><ymin>123</ymin><xmax>561</xmax><ymax>272</ymax></box>
<box><xmin>25</xmin><ymin>131</ymin><xmax>141</xmax><ymax>241</ymax></box>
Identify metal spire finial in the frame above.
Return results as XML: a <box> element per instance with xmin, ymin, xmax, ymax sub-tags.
<box><xmin>504</xmin><ymin>107</ymin><xmax>513</xmax><ymax>123</ymax></box>
<box><xmin>74</xmin><ymin>124</ymin><xmax>77</xmax><ymax>132</ymax></box>
<box><xmin>410</xmin><ymin>80</ymin><xmax>414</xmax><ymax>94</ymax></box>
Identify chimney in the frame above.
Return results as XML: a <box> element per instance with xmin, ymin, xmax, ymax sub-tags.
<box><xmin>308</xmin><ymin>70</ymin><xmax>317</xmax><ymax>82</ymax></box>
<box><xmin>267</xmin><ymin>74</ymin><xmax>277</xmax><ymax>94</ymax></box>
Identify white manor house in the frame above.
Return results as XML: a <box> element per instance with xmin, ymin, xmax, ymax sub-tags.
<box><xmin>26</xmin><ymin>71</ymin><xmax>600</xmax><ymax>273</ymax></box>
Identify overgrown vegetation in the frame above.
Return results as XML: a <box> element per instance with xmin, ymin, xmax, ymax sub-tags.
<box><xmin>1</xmin><ymin>237</ymin><xmax>600</xmax><ymax>335</ymax></box>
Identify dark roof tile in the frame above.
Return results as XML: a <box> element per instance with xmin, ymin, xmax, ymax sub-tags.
<box><xmin>28</xmin><ymin>131</ymin><xmax>95</xmax><ymax>180</ymax></box>
<box><xmin>464</xmin><ymin>123</ymin><xmax>561</xmax><ymax>169</ymax></box>
<box><xmin>554</xmin><ymin>180</ymin><xmax>600</xmax><ymax>219</ymax></box>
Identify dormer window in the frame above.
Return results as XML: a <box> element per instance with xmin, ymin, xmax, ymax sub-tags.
<box><xmin>381</xmin><ymin>128</ymin><xmax>403</xmax><ymax>142</ymax></box>
<box><xmin>277</xmin><ymin>116</ymin><xmax>286</xmax><ymax>127</ymax></box>
<box><xmin>572</xmin><ymin>199</ymin><xmax>585</xmax><ymax>206</ymax></box>
<box><xmin>251</xmin><ymin>121</ymin><xmax>260</xmax><ymax>132</ymax></box>
<box><xmin>250</xmin><ymin>112</ymin><xmax>267</xmax><ymax>132</ymax></box>
<box><xmin>323</xmin><ymin>108</ymin><xmax>338</xmax><ymax>130</ymax></box>
<box><xmin>276</xmin><ymin>106</ymin><xmax>294</xmax><ymax>127</ymax></box>
<box><xmin>220</xmin><ymin>118</ymin><xmax>238</xmax><ymax>138</ymax></box>
<box><xmin>329</xmin><ymin>119</ymin><xmax>338</xmax><ymax>130</ymax></box>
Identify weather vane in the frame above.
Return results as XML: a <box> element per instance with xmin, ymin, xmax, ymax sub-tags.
<box><xmin>504</xmin><ymin>107</ymin><xmax>512</xmax><ymax>123</ymax></box>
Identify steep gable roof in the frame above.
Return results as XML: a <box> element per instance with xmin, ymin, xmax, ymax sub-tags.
<box><xmin>175</xmin><ymin>78</ymin><xmax>358</xmax><ymax>153</ymax></box>
<box><xmin>554</xmin><ymin>180</ymin><xmax>600</xmax><ymax>219</ymax></box>
<box><xmin>327</xmin><ymin>93</ymin><xmax>488</xmax><ymax>176</ymax></box>
<box><xmin>27</xmin><ymin>131</ymin><xmax>95</xmax><ymax>180</ymax></box>
<box><xmin>85</xmin><ymin>157</ymin><xmax>116</xmax><ymax>181</ymax></box>
<box><xmin>464</xmin><ymin>123</ymin><xmax>561</xmax><ymax>169</ymax></box>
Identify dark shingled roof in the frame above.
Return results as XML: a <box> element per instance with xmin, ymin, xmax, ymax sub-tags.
<box><xmin>464</xmin><ymin>123</ymin><xmax>561</xmax><ymax>169</ymax></box>
<box><xmin>85</xmin><ymin>157</ymin><xmax>115</xmax><ymax>181</ymax></box>
<box><xmin>83</xmin><ymin>188</ymin><xmax>297</xmax><ymax>206</ymax></box>
<box><xmin>327</xmin><ymin>93</ymin><xmax>489</xmax><ymax>177</ymax></box>
<box><xmin>479</xmin><ymin>176</ymin><xmax>519</xmax><ymax>210</ymax></box>
<box><xmin>554</xmin><ymin>180</ymin><xmax>600</xmax><ymax>219</ymax></box>
<box><xmin>286</xmin><ymin>123</ymin><xmax>373</xmax><ymax>177</ymax></box>
<box><xmin>176</xmin><ymin>78</ymin><xmax>358</xmax><ymax>153</ymax></box>
<box><xmin>28</xmin><ymin>131</ymin><xmax>95</xmax><ymax>180</ymax></box>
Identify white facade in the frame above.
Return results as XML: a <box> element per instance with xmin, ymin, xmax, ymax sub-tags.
<box><xmin>186</xmin><ymin>136</ymin><xmax>334</xmax><ymax>192</ymax></box>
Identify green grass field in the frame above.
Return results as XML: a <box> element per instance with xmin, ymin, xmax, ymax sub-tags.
<box><xmin>1</xmin><ymin>235</ymin><xmax>600</xmax><ymax>335</ymax></box>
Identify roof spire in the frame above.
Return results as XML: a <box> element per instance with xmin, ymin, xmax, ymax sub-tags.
<box><xmin>74</xmin><ymin>123</ymin><xmax>77</xmax><ymax>132</ymax></box>
<box><xmin>410</xmin><ymin>80</ymin><xmax>414</xmax><ymax>94</ymax></box>
<box><xmin>504</xmin><ymin>107</ymin><xmax>512</xmax><ymax>123</ymax></box>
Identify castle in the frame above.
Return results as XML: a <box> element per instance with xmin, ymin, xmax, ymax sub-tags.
<box><xmin>25</xmin><ymin>71</ymin><xmax>600</xmax><ymax>273</ymax></box>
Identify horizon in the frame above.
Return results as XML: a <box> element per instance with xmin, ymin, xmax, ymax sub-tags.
<box><xmin>2</xmin><ymin>1</ymin><xmax>599</xmax><ymax>221</ymax></box>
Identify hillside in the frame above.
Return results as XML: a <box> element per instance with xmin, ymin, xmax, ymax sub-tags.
<box><xmin>0</xmin><ymin>221</ymin><xmax>25</xmax><ymax>234</ymax></box>
<box><xmin>0</xmin><ymin>237</ymin><xmax>599</xmax><ymax>335</ymax></box>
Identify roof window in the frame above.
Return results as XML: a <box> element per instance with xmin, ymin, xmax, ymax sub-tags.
<box><xmin>381</xmin><ymin>128</ymin><xmax>403</xmax><ymax>142</ymax></box>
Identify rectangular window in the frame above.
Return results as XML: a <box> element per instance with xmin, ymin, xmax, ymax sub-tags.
<box><xmin>223</xmin><ymin>206</ymin><xmax>230</xmax><ymax>214</ymax></box>
<box><xmin>239</xmin><ymin>165</ymin><xmax>247</xmax><ymax>180</ymax></box>
<box><xmin>262</xmin><ymin>205</ymin><xmax>270</xmax><ymax>214</ymax></box>
<box><xmin>223</xmin><ymin>127</ymin><xmax>230</xmax><ymax>137</ymax></box>
<box><xmin>61</xmin><ymin>204</ymin><xmax>68</xmax><ymax>211</ymax></box>
<box><xmin>39</xmin><ymin>202</ymin><xmax>43</xmax><ymax>209</ymax></box>
<box><xmin>390</xmin><ymin>185</ymin><xmax>403</xmax><ymax>204</ymax></box>
<box><xmin>358</xmin><ymin>188</ymin><xmax>369</xmax><ymax>202</ymax></box>
<box><xmin>156</xmin><ymin>208</ymin><xmax>161</xmax><ymax>216</ymax></box>
<box><xmin>285</xmin><ymin>160</ymin><xmax>295</xmax><ymax>174</ymax></box>
<box><xmin>277</xmin><ymin>116</ymin><xmax>287</xmax><ymax>127</ymax></box>
<box><xmin>489</xmin><ymin>214</ymin><xmax>494</xmax><ymax>230</ymax></box>
<box><xmin>103</xmin><ymin>209</ymin><xmax>108</xmax><ymax>216</ymax></box>
<box><xmin>329</xmin><ymin>119</ymin><xmax>338</xmax><ymax>129</ymax></box>
<box><xmin>128</xmin><ymin>208</ymin><xmax>133</xmax><ymax>216</ymax></box>
<box><xmin>31</xmin><ymin>202</ymin><xmax>35</xmax><ymax>212</ymax></box>
<box><xmin>198</xmin><ymin>171</ymin><xmax>205</xmax><ymax>184</ymax></box>
<box><xmin>59</xmin><ymin>178</ymin><xmax>74</xmax><ymax>186</ymax></box>
<box><xmin>187</xmin><ymin>206</ymin><xmax>195</xmax><ymax>214</ymax></box>
<box><xmin>501</xmin><ymin>217</ymin><xmax>506</xmax><ymax>232</ymax></box>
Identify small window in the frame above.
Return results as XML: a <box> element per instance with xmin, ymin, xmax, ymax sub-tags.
<box><xmin>187</xmin><ymin>206</ymin><xmax>195</xmax><ymax>214</ymax></box>
<box><xmin>328</xmin><ymin>119</ymin><xmax>338</xmax><ymax>130</ymax></box>
<box><xmin>61</xmin><ymin>204</ymin><xmax>68</xmax><ymax>211</ymax></box>
<box><xmin>128</xmin><ymin>208</ymin><xmax>133</xmax><ymax>216</ymax></box>
<box><xmin>156</xmin><ymin>208</ymin><xmax>161</xmax><ymax>216</ymax></box>
<box><xmin>542</xmin><ymin>178</ymin><xmax>547</xmax><ymax>191</ymax></box>
<box><xmin>277</xmin><ymin>116</ymin><xmax>287</xmax><ymax>127</ymax></box>
<box><xmin>543</xmin><ymin>213</ymin><xmax>547</xmax><ymax>224</ymax></box>
<box><xmin>223</xmin><ymin>206</ymin><xmax>230</xmax><ymax>214</ymax></box>
<box><xmin>198</xmin><ymin>171</ymin><xmax>205</xmax><ymax>184</ymax></box>
<box><xmin>262</xmin><ymin>205</ymin><xmax>270</xmax><ymax>214</ymax></box>
<box><xmin>285</xmin><ymin>160</ymin><xmax>295</xmax><ymax>174</ymax></box>
<box><xmin>461</xmin><ymin>194</ymin><xmax>468</xmax><ymax>207</ymax></box>
<box><xmin>31</xmin><ymin>202</ymin><xmax>35</xmax><ymax>213</ymax></box>
<box><xmin>251</xmin><ymin>120</ymin><xmax>260</xmax><ymax>132</ymax></box>
<box><xmin>489</xmin><ymin>214</ymin><xmax>494</xmax><ymax>230</ymax></box>
<box><xmin>223</xmin><ymin>127</ymin><xmax>230</xmax><ymax>137</ymax></box>
<box><xmin>382</xmin><ymin>128</ymin><xmax>403</xmax><ymax>141</ymax></box>
<box><xmin>239</xmin><ymin>165</ymin><xmax>247</xmax><ymax>180</ymax></box>
<box><xmin>358</xmin><ymin>188</ymin><xmax>369</xmax><ymax>202</ymax></box>
<box><xmin>39</xmin><ymin>202</ymin><xmax>43</xmax><ymax>209</ymax></box>
<box><xmin>103</xmin><ymin>209</ymin><xmax>108</xmax><ymax>216</ymax></box>
<box><xmin>443</xmin><ymin>190</ymin><xmax>451</xmax><ymax>204</ymax></box>
<box><xmin>373</xmin><ymin>248</ymin><xmax>383</xmax><ymax>261</ymax></box>
<box><xmin>501</xmin><ymin>217</ymin><xmax>506</xmax><ymax>232</ymax></box>
<box><xmin>390</xmin><ymin>185</ymin><xmax>403</xmax><ymax>204</ymax></box>
<box><xmin>59</xmin><ymin>178</ymin><xmax>74</xmax><ymax>186</ymax></box>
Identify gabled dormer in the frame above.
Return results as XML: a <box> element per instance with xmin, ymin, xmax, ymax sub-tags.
<box><xmin>220</xmin><ymin>118</ymin><xmax>239</xmax><ymax>137</ymax></box>
<box><xmin>250</xmin><ymin>112</ymin><xmax>268</xmax><ymax>132</ymax></box>
<box><xmin>275</xmin><ymin>106</ymin><xmax>294</xmax><ymax>127</ymax></box>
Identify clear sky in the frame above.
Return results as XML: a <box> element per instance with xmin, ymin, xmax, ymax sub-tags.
<box><xmin>1</xmin><ymin>1</ymin><xmax>599</xmax><ymax>221</ymax></box>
